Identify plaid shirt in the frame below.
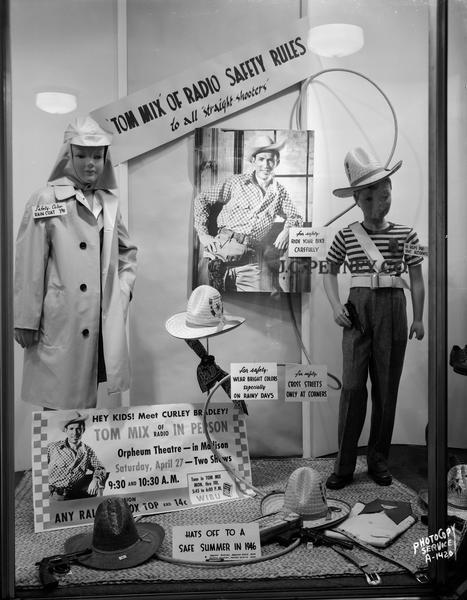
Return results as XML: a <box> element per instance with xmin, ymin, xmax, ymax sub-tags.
<box><xmin>47</xmin><ymin>439</ymin><xmax>106</xmax><ymax>490</ymax></box>
<box><xmin>194</xmin><ymin>172</ymin><xmax>302</xmax><ymax>243</ymax></box>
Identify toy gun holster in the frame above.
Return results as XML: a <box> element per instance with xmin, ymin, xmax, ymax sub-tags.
<box><xmin>36</xmin><ymin>548</ymin><xmax>92</xmax><ymax>591</ymax></box>
<box><xmin>345</xmin><ymin>300</ymin><xmax>365</xmax><ymax>335</ymax></box>
<box><xmin>274</xmin><ymin>525</ymin><xmax>354</xmax><ymax>550</ymax></box>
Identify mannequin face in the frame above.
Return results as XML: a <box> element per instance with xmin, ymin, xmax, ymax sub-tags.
<box><xmin>71</xmin><ymin>144</ymin><xmax>105</xmax><ymax>185</ymax></box>
<box><xmin>355</xmin><ymin>178</ymin><xmax>392</xmax><ymax>223</ymax></box>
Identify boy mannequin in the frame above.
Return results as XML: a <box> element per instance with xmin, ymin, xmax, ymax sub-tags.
<box><xmin>324</xmin><ymin>147</ymin><xmax>425</xmax><ymax>490</ymax></box>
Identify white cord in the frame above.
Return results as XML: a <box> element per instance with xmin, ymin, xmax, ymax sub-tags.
<box><xmin>293</xmin><ymin>68</ymin><xmax>399</xmax><ymax>227</ymax></box>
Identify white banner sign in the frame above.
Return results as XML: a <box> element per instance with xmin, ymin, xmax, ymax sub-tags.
<box><xmin>32</xmin><ymin>403</ymin><xmax>251</xmax><ymax>532</ymax></box>
<box><xmin>91</xmin><ymin>17</ymin><xmax>314</xmax><ymax>164</ymax></box>
<box><xmin>172</xmin><ymin>522</ymin><xmax>261</xmax><ymax>562</ymax></box>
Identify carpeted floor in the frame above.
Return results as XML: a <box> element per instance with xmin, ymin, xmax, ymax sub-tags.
<box><xmin>15</xmin><ymin>456</ymin><xmax>430</xmax><ymax>592</ymax></box>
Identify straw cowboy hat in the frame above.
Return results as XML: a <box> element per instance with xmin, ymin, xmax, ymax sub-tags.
<box><xmin>248</xmin><ymin>134</ymin><xmax>286</xmax><ymax>162</ymax></box>
<box><xmin>333</xmin><ymin>147</ymin><xmax>402</xmax><ymax>198</ymax></box>
<box><xmin>419</xmin><ymin>464</ymin><xmax>467</xmax><ymax>517</ymax></box>
<box><xmin>260</xmin><ymin>467</ymin><xmax>350</xmax><ymax>529</ymax></box>
<box><xmin>60</xmin><ymin>411</ymin><xmax>89</xmax><ymax>431</ymax></box>
<box><xmin>165</xmin><ymin>285</ymin><xmax>244</xmax><ymax>339</ymax></box>
<box><xmin>65</xmin><ymin>497</ymin><xmax>165</xmax><ymax>570</ymax></box>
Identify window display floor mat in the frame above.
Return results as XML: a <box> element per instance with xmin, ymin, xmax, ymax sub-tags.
<box><xmin>15</xmin><ymin>457</ymin><xmax>429</xmax><ymax>591</ymax></box>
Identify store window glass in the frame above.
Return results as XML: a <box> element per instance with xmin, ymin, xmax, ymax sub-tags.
<box><xmin>446</xmin><ymin>0</ymin><xmax>467</xmax><ymax>591</ymax></box>
<box><xmin>2</xmin><ymin>0</ymin><xmax>465</xmax><ymax>598</ymax></box>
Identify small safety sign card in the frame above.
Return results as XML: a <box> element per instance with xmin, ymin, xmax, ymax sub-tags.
<box><xmin>285</xmin><ymin>364</ymin><xmax>328</xmax><ymax>401</ymax></box>
<box><xmin>288</xmin><ymin>227</ymin><xmax>326</xmax><ymax>258</ymax></box>
<box><xmin>33</xmin><ymin>203</ymin><xmax>67</xmax><ymax>219</ymax></box>
<box><xmin>230</xmin><ymin>363</ymin><xmax>278</xmax><ymax>401</ymax></box>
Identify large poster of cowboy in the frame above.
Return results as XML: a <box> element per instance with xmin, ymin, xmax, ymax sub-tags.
<box><xmin>191</xmin><ymin>128</ymin><xmax>314</xmax><ymax>293</ymax></box>
<box><xmin>31</xmin><ymin>404</ymin><xmax>252</xmax><ymax>532</ymax></box>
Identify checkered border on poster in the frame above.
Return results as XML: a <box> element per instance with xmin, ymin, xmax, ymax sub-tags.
<box><xmin>31</xmin><ymin>412</ymin><xmax>51</xmax><ymax>531</ymax></box>
<box><xmin>231</xmin><ymin>406</ymin><xmax>252</xmax><ymax>494</ymax></box>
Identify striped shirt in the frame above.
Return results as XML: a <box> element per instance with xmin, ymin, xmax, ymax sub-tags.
<box><xmin>327</xmin><ymin>222</ymin><xmax>423</xmax><ymax>275</ymax></box>
<box><xmin>194</xmin><ymin>172</ymin><xmax>302</xmax><ymax>243</ymax></box>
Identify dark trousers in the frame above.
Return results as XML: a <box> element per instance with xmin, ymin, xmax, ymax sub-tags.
<box><xmin>335</xmin><ymin>287</ymin><xmax>408</xmax><ymax>476</ymax></box>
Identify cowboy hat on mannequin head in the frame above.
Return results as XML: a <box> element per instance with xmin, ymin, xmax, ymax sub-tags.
<box><xmin>333</xmin><ymin>147</ymin><xmax>402</xmax><ymax>198</ymax></box>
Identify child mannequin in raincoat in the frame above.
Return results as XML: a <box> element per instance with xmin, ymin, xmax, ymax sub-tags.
<box><xmin>14</xmin><ymin>116</ymin><xmax>137</xmax><ymax>409</ymax></box>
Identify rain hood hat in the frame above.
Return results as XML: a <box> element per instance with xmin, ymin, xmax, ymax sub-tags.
<box><xmin>64</xmin><ymin>497</ymin><xmax>165</xmax><ymax>570</ymax></box>
<box><xmin>333</xmin><ymin>147</ymin><xmax>402</xmax><ymax>198</ymax></box>
<box><xmin>165</xmin><ymin>285</ymin><xmax>244</xmax><ymax>339</ymax></box>
<box><xmin>48</xmin><ymin>116</ymin><xmax>117</xmax><ymax>190</ymax></box>
<box><xmin>64</xmin><ymin>116</ymin><xmax>112</xmax><ymax>147</ymax></box>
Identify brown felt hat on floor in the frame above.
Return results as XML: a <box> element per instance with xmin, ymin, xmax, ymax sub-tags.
<box><xmin>64</xmin><ymin>498</ymin><xmax>164</xmax><ymax>570</ymax></box>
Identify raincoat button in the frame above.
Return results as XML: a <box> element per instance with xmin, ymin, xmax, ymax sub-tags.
<box><xmin>80</xmin><ymin>283</ymin><xmax>87</xmax><ymax>292</ymax></box>
<box><xmin>82</xmin><ymin>329</ymin><xmax>89</xmax><ymax>337</ymax></box>
<box><xmin>79</xmin><ymin>242</ymin><xmax>87</xmax><ymax>249</ymax></box>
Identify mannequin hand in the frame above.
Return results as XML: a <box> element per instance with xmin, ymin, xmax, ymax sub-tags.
<box><xmin>198</xmin><ymin>234</ymin><xmax>217</xmax><ymax>253</ymax></box>
<box><xmin>333</xmin><ymin>304</ymin><xmax>352</xmax><ymax>328</ymax></box>
<box><xmin>14</xmin><ymin>328</ymin><xmax>39</xmax><ymax>348</ymax></box>
<box><xmin>273</xmin><ymin>229</ymin><xmax>289</xmax><ymax>251</ymax></box>
<box><xmin>87</xmin><ymin>478</ymin><xmax>100</xmax><ymax>496</ymax></box>
<box><xmin>409</xmin><ymin>320</ymin><xmax>424</xmax><ymax>340</ymax></box>
<box><xmin>120</xmin><ymin>287</ymin><xmax>131</xmax><ymax>321</ymax></box>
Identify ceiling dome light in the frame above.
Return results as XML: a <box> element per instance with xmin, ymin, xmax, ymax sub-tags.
<box><xmin>307</xmin><ymin>24</ymin><xmax>364</xmax><ymax>58</ymax></box>
<box><xmin>35</xmin><ymin>91</ymin><xmax>77</xmax><ymax>114</ymax></box>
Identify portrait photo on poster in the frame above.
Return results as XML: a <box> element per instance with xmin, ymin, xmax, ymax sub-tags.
<box><xmin>46</xmin><ymin>411</ymin><xmax>109</xmax><ymax>505</ymax></box>
<box><xmin>192</xmin><ymin>128</ymin><xmax>314</xmax><ymax>293</ymax></box>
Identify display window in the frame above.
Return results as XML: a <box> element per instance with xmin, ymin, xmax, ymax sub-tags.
<box><xmin>1</xmin><ymin>1</ymin><xmax>466</xmax><ymax>599</ymax></box>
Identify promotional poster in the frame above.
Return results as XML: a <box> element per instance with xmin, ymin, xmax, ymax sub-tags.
<box><xmin>192</xmin><ymin>127</ymin><xmax>314</xmax><ymax>292</ymax></box>
<box><xmin>32</xmin><ymin>404</ymin><xmax>251</xmax><ymax>532</ymax></box>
